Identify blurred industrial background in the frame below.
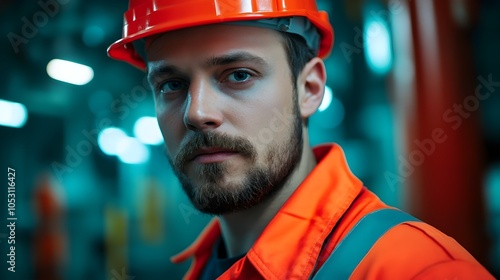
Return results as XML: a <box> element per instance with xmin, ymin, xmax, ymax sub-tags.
<box><xmin>0</xmin><ymin>0</ymin><xmax>499</xmax><ymax>279</ymax></box>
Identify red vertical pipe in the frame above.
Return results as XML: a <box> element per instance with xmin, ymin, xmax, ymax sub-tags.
<box><xmin>395</xmin><ymin>0</ymin><xmax>489</xmax><ymax>266</ymax></box>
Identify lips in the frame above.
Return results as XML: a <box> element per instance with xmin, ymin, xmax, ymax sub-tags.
<box><xmin>190</xmin><ymin>147</ymin><xmax>239</xmax><ymax>163</ymax></box>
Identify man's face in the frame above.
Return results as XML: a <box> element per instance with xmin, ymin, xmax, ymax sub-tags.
<box><xmin>146</xmin><ymin>24</ymin><xmax>303</xmax><ymax>215</ymax></box>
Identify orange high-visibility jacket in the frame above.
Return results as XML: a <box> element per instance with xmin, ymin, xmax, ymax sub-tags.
<box><xmin>172</xmin><ymin>144</ymin><xmax>494</xmax><ymax>279</ymax></box>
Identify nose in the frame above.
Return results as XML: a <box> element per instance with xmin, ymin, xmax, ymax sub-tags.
<box><xmin>183</xmin><ymin>78</ymin><xmax>223</xmax><ymax>131</ymax></box>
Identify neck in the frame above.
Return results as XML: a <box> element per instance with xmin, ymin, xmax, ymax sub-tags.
<box><xmin>218</xmin><ymin>138</ymin><xmax>317</xmax><ymax>258</ymax></box>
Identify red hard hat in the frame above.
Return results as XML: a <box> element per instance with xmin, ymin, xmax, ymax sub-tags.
<box><xmin>108</xmin><ymin>0</ymin><xmax>334</xmax><ymax>70</ymax></box>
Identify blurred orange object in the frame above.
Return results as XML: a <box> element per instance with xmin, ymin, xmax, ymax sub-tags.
<box><xmin>33</xmin><ymin>172</ymin><xmax>66</xmax><ymax>280</ymax></box>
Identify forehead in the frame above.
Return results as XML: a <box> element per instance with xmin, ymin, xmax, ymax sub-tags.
<box><xmin>145</xmin><ymin>24</ymin><xmax>286</xmax><ymax>68</ymax></box>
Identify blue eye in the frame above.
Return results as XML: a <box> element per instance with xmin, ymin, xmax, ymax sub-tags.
<box><xmin>227</xmin><ymin>71</ymin><xmax>251</xmax><ymax>83</ymax></box>
<box><xmin>159</xmin><ymin>80</ymin><xmax>188</xmax><ymax>95</ymax></box>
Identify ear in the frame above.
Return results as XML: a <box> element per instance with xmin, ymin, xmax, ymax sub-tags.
<box><xmin>297</xmin><ymin>57</ymin><xmax>327</xmax><ymax>119</ymax></box>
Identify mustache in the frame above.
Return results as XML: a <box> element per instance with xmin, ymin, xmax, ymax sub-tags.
<box><xmin>174</xmin><ymin>131</ymin><xmax>256</xmax><ymax>169</ymax></box>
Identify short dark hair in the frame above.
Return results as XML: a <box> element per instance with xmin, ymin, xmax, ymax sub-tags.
<box><xmin>279</xmin><ymin>32</ymin><xmax>316</xmax><ymax>127</ymax></box>
<box><xmin>279</xmin><ymin>32</ymin><xmax>316</xmax><ymax>87</ymax></box>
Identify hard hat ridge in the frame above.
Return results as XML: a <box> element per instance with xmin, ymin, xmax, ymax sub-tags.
<box><xmin>224</xmin><ymin>17</ymin><xmax>321</xmax><ymax>55</ymax></box>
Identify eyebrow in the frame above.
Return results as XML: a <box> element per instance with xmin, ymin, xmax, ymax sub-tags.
<box><xmin>205</xmin><ymin>51</ymin><xmax>268</xmax><ymax>68</ymax></box>
<box><xmin>147</xmin><ymin>51</ymin><xmax>269</xmax><ymax>84</ymax></box>
<box><xmin>147</xmin><ymin>64</ymin><xmax>184</xmax><ymax>85</ymax></box>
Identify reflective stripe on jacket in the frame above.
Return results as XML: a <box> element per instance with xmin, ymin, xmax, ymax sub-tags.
<box><xmin>171</xmin><ymin>144</ymin><xmax>494</xmax><ymax>279</ymax></box>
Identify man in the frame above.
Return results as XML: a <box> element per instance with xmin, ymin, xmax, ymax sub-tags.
<box><xmin>108</xmin><ymin>0</ymin><xmax>494</xmax><ymax>279</ymax></box>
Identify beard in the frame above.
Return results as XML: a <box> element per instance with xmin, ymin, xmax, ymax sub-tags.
<box><xmin>167</xmin><ymin>103</ymin><xmax>303</xmax><ymax>215</ymax></box>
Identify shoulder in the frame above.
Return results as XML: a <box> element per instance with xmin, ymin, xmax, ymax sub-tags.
<box><xmin>351</xmin><ymin>221</ymin><xmax>494</xmax><ymax>279</ymax></box>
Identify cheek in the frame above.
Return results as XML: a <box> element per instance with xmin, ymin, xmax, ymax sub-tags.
<box><xmin>237</xmin><ymin>92</ymin><xmax>295</xmax><ymax>151</ymax></box>
<box><xmin>156</xmin><ymin>106</ymin><xmax>185</xmax><ymax>155</ymax></box>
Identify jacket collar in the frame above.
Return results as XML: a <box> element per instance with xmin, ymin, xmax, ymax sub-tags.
<box><xmin>171</xmin><ymin>144</ymin><xmax>363</xmax><ymax>279</ymax></box>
